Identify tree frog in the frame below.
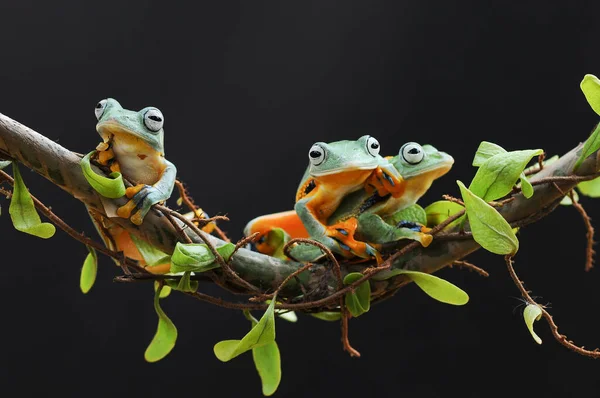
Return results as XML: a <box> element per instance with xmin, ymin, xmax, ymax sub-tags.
<box><xmin>93</xmin><ymin>98</ymin><xmax>176</xmax><ymax>225</ymax></box>
<box><xmin>247</xmin><ymin>135</ymin><xmax>404</xmax><ymax>260</ymax></box>
<box><xmin>245</xmin><ymin>141</ymin><xmax>453</xmax><ymax>260</ymax></box>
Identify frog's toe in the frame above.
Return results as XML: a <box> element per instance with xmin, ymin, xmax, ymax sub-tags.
<box><xmin>117</xmin><ymin>200</ymin><xmax>137</xmax><ymax>219</ymax></box>
<box><xmin>127</xmin><ymin>184</ymin><xmax>149</xmax><ymax>199</ymax></box>
<box><xmin>130</xmin><ymin>208</ymin><xmax>148</xmax><ymax>226</ymax></box>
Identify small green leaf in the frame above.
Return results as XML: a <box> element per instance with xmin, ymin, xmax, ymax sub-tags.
<box><xmin>0</xmin><ymin>160</ymin><xmax>10</xmax><ymax>169</ymax></box>
<box><xmin>130</xmin><ymin>234</ymin><xmax>171</xmax><ymax>266</ymax></box>
<box><xmin>310</xmin><ymin>311</ymin><xmax>342</xmax><ymax>321</ymax></box>
<box><xmin>80</xmin><ymin>151</ymin><xmax>126</xmax><ymax>198</ymax></box>
<box><xmin>472</xmin><ymin>141</ymin><xmax>507</xmax><ymax>167</ymax></box>
<box><xmin>581</xmin><ymin>74</ymin><xmax>600</xmax><ymax>116</ymax></box>
<box><xmin>264</xmin><ymin>228</ymin><xmax>291</xmax><ymax>260</ymax></box>
<box><xmin>9</xmin><ymin>163</ymin><xmax>56</xmax><ymax>239</ymax></box>
<box><xmin>383</xmin><ymin>204</ymin><xmax>427</xmax><ymax>226</ymax></box>
<box><xmin>523</xmin><ymin>304</ymin><xmax>543</xmax><ymax>345</ymax></box>
<box><xmin>519</xmin><ymin>173</ymin><xmax>534</xmax><ymax>198</ymax></box>
<box><xmin>424</xmin><ymin>200</ymin><xmax>464</xmax><ymax>227</ymax></box>
<box><xmin>575</xmin><ymin>122</ymin><xmax>600</xmax><ymax>170</ymax></box>
<box><xmin>170</xmin><ymin>242</ymin><xmax>235</xmax><ymax>273</ymax></box>
<box><xmin>469</xmin><ymin>149</ymin><xmax>543</xmax><ymax>201</ymax></box>
<box><xmin>560</xmin><ymin>190</ymin><xmax>579</xmax><ymax>206</ymax></box>
<box><xmin>80</xmin><ymin>246</ymin><xmax>97</xmax><ymax>294</ymax></box>
<box><xmin>373</xmin><ymin>269</ymin><xmax>468</xmax><ymax>305</ymax></box>
<box><xmin>458</xmin><ymin>180</ymin><xmax>519</xmax><ymax>255</ymax></box>
<box><xmin>175</xmin><ymin>271</ymin><xmax>198</xmax><ymax>292</ymax></box>
<box><xmin>154</xmin><ymin>281</ymin><xmax>171</xmax><ymax>298</ymax></box>
<box><xmin>276</xmin><ymin>310</ymin><xmax>298</xmax><ymax>323</ymax></box>
<box><xmin>253</xmin><ymin>341</ymin><xmax>281</xmax><ymax>396</ymax></box>
<box><xmin>343</xmin><ymin>272</ymin><xmax>371</xmax><ymax>317</ymax></box>
<box><xmin>577</xmin><ymin>177</ymin><xmax>600</xmax><ymax>198</ymax></box>
<box><xmin>214</xmin><ymin>298</ymin><xmax>277</xmax><ymax>362</ymax></box>
<box><xmin>144</xmin><ymin>284</ymin><xmax>178</xmax><ymax>362</ymax></box>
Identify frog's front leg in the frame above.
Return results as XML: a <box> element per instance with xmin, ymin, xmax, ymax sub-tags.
<box><xmin>295</xmin><ymin>198</ymin><xmax>379</xmax><ymax>260</ymax></box>
<box><xmin>365</xmin><ymin>162</ymin><xmax>406</xmax><ymax>198</ymax></box>
<box><xmin>356</xmin><ymin>213</ymin><xmax>433</xmax><ymax>247</ymax></box>
<box><xmin>116</xmin><ymin>160</ymin><xmax>177</xmax><ymax>225</ymax></box>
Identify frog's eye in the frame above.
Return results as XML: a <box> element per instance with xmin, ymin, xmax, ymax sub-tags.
<box><xmin>94</xmin><ymin>99</ymin><xmax>108</xmax><ymax>120</ymax></box>
<box><xmin>308</xmin><ymin>144</ymin><xmax>326</xmax><ymax>166</ymax></box>
<box><xmin>143</xmin><ymin>108</ymin><xmax>164</xmax><ymax>132</ymax></box>
<box><xmin>401</xmin><ymin>142</ymin><xmax>424</xmax><ymax>164</ymax></box>
<box><xmin>366</xmin><ymin>136</ymin><xmax>381</xmax><ymax>157</ymax></box>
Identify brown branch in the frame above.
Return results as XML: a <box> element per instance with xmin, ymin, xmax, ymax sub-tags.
<box><xmin>568</xmin><ymin>191</ymin><xmax>596</xmax><ymax>271</ymax></box>
<box><xmin>450</xmin><ymin>260</ymin><xmax>489</xmax><ymax>277</ymax></box>
<box><xmin>505</xmin><ymin>256</ymin><xmax>600</xmax><ymax>358</ymax></box>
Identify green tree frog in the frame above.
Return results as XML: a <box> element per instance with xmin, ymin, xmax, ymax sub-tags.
<box><xmin>93</xmin><ymin>98</ymin><xmax>176</xmax><ymax>225</ymax></box>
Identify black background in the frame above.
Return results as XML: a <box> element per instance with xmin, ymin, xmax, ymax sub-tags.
<box><xmin>1</xmin><ymin>1</ymin><xmax>600</xmax><ymax>397</ymax></box>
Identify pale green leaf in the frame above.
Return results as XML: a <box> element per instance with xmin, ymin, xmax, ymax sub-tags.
<box><xmin>253</xmin><ymin>341</ymin><xmax>281</xmax><ymax>396</ymax></box>
<box><xmin>523</xmin><ymin>304</ymin><xmax>543</xmax><ymax>344</ymax></box>
<box><xmin>472</xmin><ymin>141</ymin><xmax>507</xmax><ymax>167</ymax></box>
<box><xmin>373</xmin><ymin>269</ymin><xmax>468</xmax><ymax>305</ymax></box>
<box><xmin>310</xmin><ymin>312</ymin><xmax>342</xmax><ymax>321</ymax></box>
<box><xmin>154</xmin><ymin>281</ymin><xmax>171</xmax><ymax>298</ymax></box>
<box><xmin>343</xmin><ymin>272</ymin><xmax>371</xmax><ymax>317</ymax></box>
<box><xmin>383</xmin><ymin>204</ymin><xmax>427</xmax><ymax>226</ymax></box>
<box><xmin>458</xmin><ymin>181</ymin><xmax>519</xmax><ymax>255</ymax></box>
<box><xmin>9</xmin><ymin>163</ymin><xmax>56</xmax><ymax>238</ymax></box>
<box><xmin>80</xmin><ymin>151</ymin><xmax>126</xmax><ymax>198</ymax></box>
<box><xmin>130</xmin><ymin>234</ymin><xmax>171</xmax><ymax>266</ymax></box>
<box><xmin>575</xmin><ymin>122</ymin><xmax>600</xmax><ymax>170</ymax></box>
<box><xmin>79</xmin><ymin>246</ymin><xmax>97</xmax><ymax>294</ymax></box>
<box><xmin>175</xmin><ymin>271</ymin><xmax>197</xmax><ymax>292</ymax></box>
<box><xmin>581</xmin><ymin>74</ymin><xmax>600</xmax><ymax>116</ymax></box>
<box><xmin>469</xmin><ymin>149</ymin><xmax>543</xmax><ymax>201</ymax></box>
<box><xmin>276</xmin><ymin>310</ymin><xmax>297</xmax><ymax>323</ymax></box>
<box><xmin>424</xmin><ymin>200</ymin><xmax>464</xmax><ymax>227</ymax></box>
<box><xmin>560</xmin><ymin>190</ymin><xmax>579</xmax><ymax>206</ymax></box>
<box><xmin>214</xmin><ymin>298</ymin><xmax>276</xmax><ymax>362</ymax></box>
<box><xmin>519</xmin><ymin>173</ymin><xmax>534</xmax><ymax>198</ymax></box>
<box><xmin>170</xmin><ymin>242</ymin><xmax>235</xmax><ymax>273</ymax></box>
<box><xmin>144</xmin><ymin>285</ymin><xmax>178</xmax><ymax>362</ymax></box>
<box><xmin>0</xmin><ymin>160</ymin><xmax>10</xmax><ymax>169</ymax></box>
<box><xmin>577</xmin><ymin>177</ymin><xmax>600</xmax><ymax>198</ymax></box>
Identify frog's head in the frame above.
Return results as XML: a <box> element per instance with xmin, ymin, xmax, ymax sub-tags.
<box><xmin>94</xmin><ymin>98</ymin><xmax>165</xmax><ymax>155</ymax></box>
<box><xmin>307</xmin><ymin>135</ymin><xmax>383</xmax><ymax>177</ymax></box>
<box><xmin>393</xmin><ymin>142</ymin><xmax>454</xmax><ymax>184</ymax></box>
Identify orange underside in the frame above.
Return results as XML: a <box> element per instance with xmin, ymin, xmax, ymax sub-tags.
<box><xmin>248</xmin><ymin>210</ymin><xmax>309</xmax><ymax>238</ymax></box>
<box><xmin>113</xmin><ymin>229</ymin><xmax>171</xmax><ymax>274</ymax></box>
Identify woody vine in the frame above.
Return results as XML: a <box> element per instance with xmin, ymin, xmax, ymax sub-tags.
<box><xmin>2</xmin><ymin>74</ymin><xmax>600</xmax><ymax>395</ymax></box>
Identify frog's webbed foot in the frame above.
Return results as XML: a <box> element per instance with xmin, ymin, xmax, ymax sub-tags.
<box><xmin>116</xmin><ymin>184</ymin><xmax>168</xmax><ymax>225</ymax></box>
<box><xmin>395</xmin><ymin>220</ymin><xmax>433</xmax><ymax>247</ymax></box>
<box><xmin>325</xmin><ymin>218</ymin><xmax>381</xmax><ymax>262</ymax></box>
<box><xmin>365</xmin><ymin>167</ymin><xmax>405</xmax><ymax>198</ymax></box>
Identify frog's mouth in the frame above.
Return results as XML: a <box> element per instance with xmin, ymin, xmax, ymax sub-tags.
<box><xmin>311</xmin><ymin>164</ymin><xmax>378</xmax><ymax>177</ymax></box>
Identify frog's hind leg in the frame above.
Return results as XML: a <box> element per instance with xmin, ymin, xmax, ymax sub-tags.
<box><xmin>356</xmin><ymin>213</ymin><xmax>433</xmax><ymax>248</ymax></box>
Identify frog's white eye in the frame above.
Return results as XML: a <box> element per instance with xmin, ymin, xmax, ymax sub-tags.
<box><xmin>143</xmin><ymin>108</ymin><xmax>164</xmax><ymax>132</ymax></box>
<box><xmin>308</xmin><ymin>144</ymin><xmax>326</xmax><ymax>166</ymax></box>
<box><xmin>366</xmin><ymin>136</ymin><xmax>381</xmax><ymax>157</ymax></box>
<box><xmin>401</xmin><ymin>142</ymin><xmax>424</xmax><ymax>164</ymax></box>
<box><xmin>95</xmin><ymin>99</ymin><xmax>108</xmax><ymax>120</ymax></box>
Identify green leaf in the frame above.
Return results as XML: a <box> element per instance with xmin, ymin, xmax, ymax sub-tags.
<box><xmin>343</xmin><ymin>272</ymin><xmax>371</xmax><ymax>317</ymax></box>
<box><xmin>175</xmin><ymin>271</ymin><xmax>198</xmax><ymax>292</ymax></box>
<box><xmin>144</xmin><ymin>284</ymin><xmax>178</xmax><ymax>362</ymax></box>
<box><xmin>9</xmin><ymin>163</ymin><xmax>56</xmax><ymax>239</ymax></box>
<box><xmin>519</xmin><ymin>173</ymin><xmax>534</xmax><ymax>198</ymax></box>
<box><xmin>130</xmin><ymin>234</ymin><xmax>171</xmax><ymax>266</ymax></box>
<box><xmin>79</xmin><ymin>246</ymin><xmax>97</xmax><ymax>294</ymax></box>
<box><xmin>523</xmin><ymin>304</ymin><xmax>543</xmax><ymax>345</ymax></box>
<box><xmin>170</xmin><ymin>242</ymin><xmax>235</xmax><ymax>273</ymax></box>
<box><xmin>0</xmin><ymin>160</ymin><xmax>10</xmax><ymax>169</ymax></box>
<box><xmin>214</xmin><ymin>298</ymin><xmax>277</xmax><ymax>362</ymax></box>
<box><xmin>373</xmin><ymin>269</ymin><xmax>468</xmax><ymax>305</ymax></box>
<box><xmin>472</xmin><ymin>141</ymin><xmax>507</xmax><ymax>167</ymax></box>
<box><xmin>469</xmin><ymin>149</ymin><xmax>544</xmax><ymax>201</ymax></box>
<box><xmin>458</xmin><ymin>181</ymin><xmax>519</xmax><ymax>255</ymax></box>
<box><xmin>577</xmin><ymin>177</ymin><xmax>600</xmax><ymax>198</ymax></box>
<box><xmin>383</xmin><ymin>204</ymin><xmax>427</xmax><ymax>226</ymax></box>
<box><xmin>580</xmin><ymin>74</ymin><xmax>600</xmax><ymax>116</ymax></box>
<box><xmin>154</xmin><ymin>281</ymin><xmax>171</xmax><ymax>298</ymax></box>
<box><xmin>310</xmin><ymin>311</ymin><xmax>342</xmax><ymax>321</ymax></box>
<box><xmin>80</xmin><ymin>151</ymin><xmax>126</xmax><ymax>198</ymax></box>
<box><xmin>276</xmin><ymin>310</ymin><xmax>297</xmax><ymax>323</ymax></box>
<box><xmin>560</xmin><ymin>190</ymin><xmax>579</xmax><ymax>206</ymax></box>
<box><xmin>424</xmin><ymin>200</ymin><xmax>464</xmax><ymax>227</ymax></box>
<box><xmin>575</xmin><ymin>122</ymin><xmax>600</xmax><ymax>170</ymax></box>
<box><xmin>265</xmin><ymin>228</ymin><xmax>291</xmax><ymax>260</ymax></box>
<box><xmin>253</xmin><ymin>341</ymin><xmax>281</xmax><ymax>396</ymax></box>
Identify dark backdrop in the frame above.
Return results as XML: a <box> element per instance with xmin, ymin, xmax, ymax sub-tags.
<box><xmin>1</xmin><ymin>1</ymin><xmax>600</xmax><ymax>397</ymax></box>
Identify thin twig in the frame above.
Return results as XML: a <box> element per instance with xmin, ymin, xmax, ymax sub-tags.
<box><xmin>505</xmin><ymin>256</ymin><xmax>600</xmax><ymax>358</ymax></box>
<box><xmin>568</xmin><ymin>191</ymin><xmax>596</xmax><ymax>271</ymax></box>
<box><xmin>450</xmin><ymin>260</ymin><xmax>489</xmax><ymax>277</ymax></box>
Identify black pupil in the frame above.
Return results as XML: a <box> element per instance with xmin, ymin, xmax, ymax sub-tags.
<box><xmin>310</xmin><ymin>150</ymin><xmax>322</xmax><ymax>159</ymax></box>
<box><xmin>149</xmin><ymin>115</ymin><xmax>162</xmax><ymax>122</ymax></box>
<box><xmin>96</xmin><ymin>102</ymin><xmax>103</xmax><ymax>109</ymax></box>
<box><xmin>370</xmin><ymin>142</ymin><xmax>379</xmax><ymax>149</ymax></box>
<box><xmin>408</xmin><ymin>147</ymin><xmax>420</xmax><ymax>154</ymax></box>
